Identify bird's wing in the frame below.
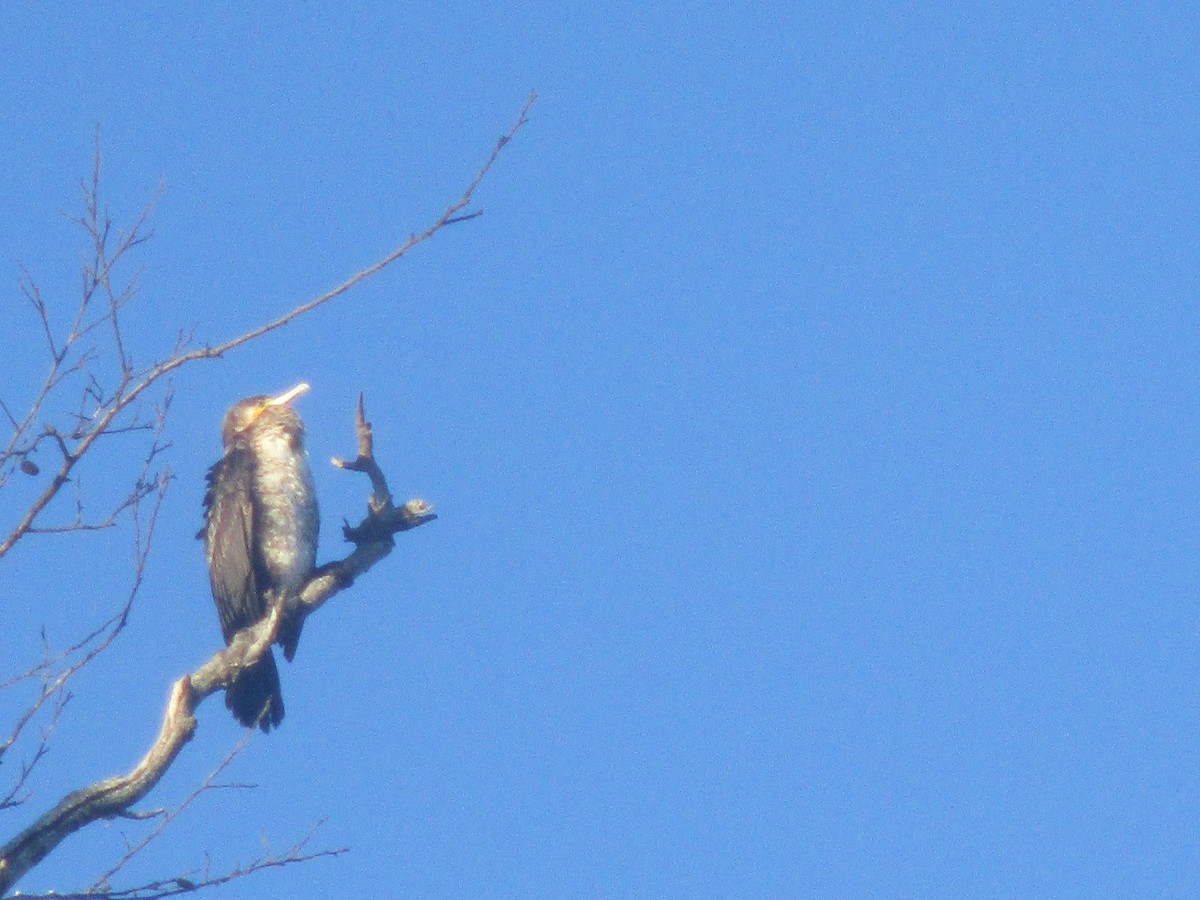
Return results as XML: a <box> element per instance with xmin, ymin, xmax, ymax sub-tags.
<box><xmin>203</xmin><ymin>449</ymin><xmax>268</xmax><ymax>642</ymax></box>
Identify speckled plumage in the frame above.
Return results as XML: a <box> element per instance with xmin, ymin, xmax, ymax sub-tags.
<box><xmin>202</xmin><ymin>386</ymin><xmax>318</xmax><ymax>731</ymax></box>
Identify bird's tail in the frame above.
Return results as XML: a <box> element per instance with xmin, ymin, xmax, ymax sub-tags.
<box><xmin>226</xmin><ymin>649</ymin><xmax>285</xmax><ymax>732</ymax></box>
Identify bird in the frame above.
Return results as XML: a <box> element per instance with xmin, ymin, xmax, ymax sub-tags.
<box><xmin>201</xmin><ymin>383</ymin><xmax>319</xmax><ymax>731</ymax></box>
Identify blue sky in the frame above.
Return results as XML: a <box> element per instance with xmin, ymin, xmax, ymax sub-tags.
<box><xmin>2</xmin><ymin>4</ymin><xmax>1199</xmax><ymax>897</ymax></box>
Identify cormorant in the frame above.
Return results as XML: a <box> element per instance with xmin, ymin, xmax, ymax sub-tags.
<box><xmin>201</xmin><ymin>383</ymin><xmax>319</xmax><ymax>731</ymax></box>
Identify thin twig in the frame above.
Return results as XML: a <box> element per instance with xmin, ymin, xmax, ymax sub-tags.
<box><xmin>88</xmin><ymin>724</ymin><xmax>257</xmax><ymax>889</ymax></box>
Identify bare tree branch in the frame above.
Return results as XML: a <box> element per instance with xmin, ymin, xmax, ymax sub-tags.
<box><xmin>1</xmin><ymin>434</ymin><xmax>170</xmax><ymax>787</ymax></box>
<box><xmin>15</xmin><ymin>819</ymin><xmax>345</xmax><ymax>900</ymax></box>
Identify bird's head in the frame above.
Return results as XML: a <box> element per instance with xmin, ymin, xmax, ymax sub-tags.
<box><xmin>221</xmin><ymin>382</ymin><xmax>310</xmax><ymax>447</ymax></box>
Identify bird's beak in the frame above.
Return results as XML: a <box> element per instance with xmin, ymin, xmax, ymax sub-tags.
<box><xmin>267</xmin><ymin>383</ymin><xmax>310</xmax><ymax>407</ymax></box>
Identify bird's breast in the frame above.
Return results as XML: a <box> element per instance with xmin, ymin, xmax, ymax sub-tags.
<box><xmin>253</xmin><ymin>434</ymin><xmax>318</xmax><ymax>593</ymax></box>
